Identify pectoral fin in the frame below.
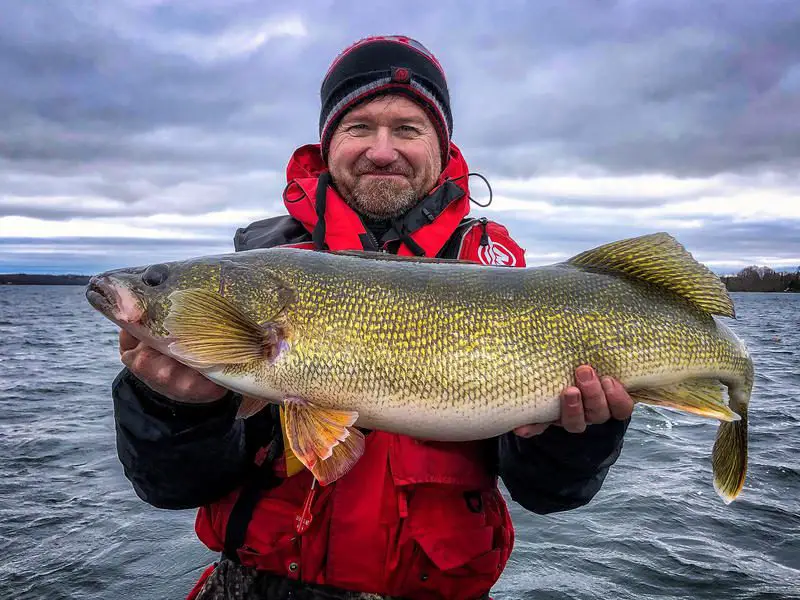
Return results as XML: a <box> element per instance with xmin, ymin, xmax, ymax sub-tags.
<box><xmin>631</xmin><ymin>378</ymin><xmax>739</xmax><ymax>421</ymax></box>
<box><xmin>164</xmin><ymin>288</ymin><xmax>284</xmax><ymax>368</ymax></box>
<box><xmin>282</xmin><ymin>398</ymin><xmax>365</xmax><ymax>485</ymax></box>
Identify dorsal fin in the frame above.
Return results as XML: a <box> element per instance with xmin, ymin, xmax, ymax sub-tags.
<box><xmin>566</xmin><ymin>232</ymin><xmax>735</xmax><ymax>317</ymax></box>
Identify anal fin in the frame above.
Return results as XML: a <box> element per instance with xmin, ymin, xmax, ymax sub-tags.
<box><xmin>311</xmin><ymin>428</ymin><xmax>365</xmax><ymax>485</ymax></box>
<box><xmin>283</xmin><ymin>398</ymin><xmax>364</xmax><ymax>485</ymax></box>
<box><xmin>631</xmin><ymin>378</ymin><xmax>739</xmax><ymax>422</ymax></box>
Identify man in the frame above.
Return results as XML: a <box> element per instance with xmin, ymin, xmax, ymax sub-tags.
<box><xmin>112</xmin><ymin>36</ymin><xmax>634</xmax><ymax>600</ymax></box>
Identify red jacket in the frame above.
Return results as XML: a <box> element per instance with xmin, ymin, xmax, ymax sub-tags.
<box><xmin>189</xmin><ymin>142</ymin><xmax>527</xmax><ymax>599</ymax></box>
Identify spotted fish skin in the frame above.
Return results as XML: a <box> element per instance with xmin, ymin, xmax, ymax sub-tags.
<box><xmin>205</xmin><ymin>249</ymin><xmax>746</xmax><ymax>437</ymax></box>
<box><xmin>86</xmin><ymin>232</ymin><xmax>754</xmax><ymax>502</ymax></box>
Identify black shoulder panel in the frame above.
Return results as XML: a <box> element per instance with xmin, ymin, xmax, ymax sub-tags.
<box><xmin>234</xmin><ymin>215</ymin><xmax>311</xmax><ymax>251</ymax></box>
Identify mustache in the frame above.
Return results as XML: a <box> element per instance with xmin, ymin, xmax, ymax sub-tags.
<box><xmin>353</xmin><ymin>158</ymin><xmax>412</xmax><ymax>177</ymax></box>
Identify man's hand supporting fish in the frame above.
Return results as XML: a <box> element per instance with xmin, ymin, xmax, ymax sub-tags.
<box><xmin>119</xmin><ymin>329</ymin><xmax>228</xmax><ymax>404</ymax></box>
<box><xmin>515</xmin><ymin>366</ymin><xmax>635</xmax><ymax>437</ymax></box>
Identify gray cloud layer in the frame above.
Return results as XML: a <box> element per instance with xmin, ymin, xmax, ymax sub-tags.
<box><xmin>4</xmin><ymin>1</ymin><xmax>798</xmax><ymax>176</ymax></box>
<box><xmin>1</xmin><ymin>0</ymin><xmax>798</xmax><ymax>273</ymax></box>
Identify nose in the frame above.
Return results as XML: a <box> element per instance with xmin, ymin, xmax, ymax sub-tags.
<box><xmin>364</xmin><ymin>128</ymin><xmax>398</xmax><ymax>166</ymax></box>
<box><xmin>142</xmin><ymin>263</ymin><xmax>169</xmax><ymax>287</ymax></box>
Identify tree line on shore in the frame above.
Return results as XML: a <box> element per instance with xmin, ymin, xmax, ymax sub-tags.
<box><xmin>720</xmin><ymin>266</ymin><xmax>800</xmax><ymax>292</ymax></box>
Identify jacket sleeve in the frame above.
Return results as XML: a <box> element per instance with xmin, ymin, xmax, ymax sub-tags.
<box><xmin>112</xmin><ymin>367</ymin><xmax>274</xmax><ymax>509</ymax></box>
<box><xmin>497</xmin><ymin>418</ymin><xmax>629</xmax><ymax>514</ymax></box>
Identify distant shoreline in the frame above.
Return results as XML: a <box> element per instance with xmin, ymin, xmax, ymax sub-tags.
<box><xmin>1</xmin><ymin>274</ymin><xmax>92</xmax><ymax>286</ymax></box>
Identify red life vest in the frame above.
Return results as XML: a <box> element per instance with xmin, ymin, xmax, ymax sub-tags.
<box><xmin>190</xmin><ymin>142</ymin><xmax>527</xmax><ymax>600</ymax></box>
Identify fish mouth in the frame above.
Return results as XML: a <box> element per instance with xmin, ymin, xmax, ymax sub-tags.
<box><xmin>86</xmin><ymin>276</ymin><xmax>117</xmax><ymax>312</ymax></box>
<box><xmin>86</xmin><ymin>276</ymin><xmax>144</xmax><ymax>324</ymax></box>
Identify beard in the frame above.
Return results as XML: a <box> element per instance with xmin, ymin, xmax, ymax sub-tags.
<box><xmin>333</xmin><ymin>154</ymin><xmax>429</xmax><ymax>220</ymax></box>
<box><xmin>348</xmin><ymin>175</ymin><xmax>419</xmax><ymax>220</ymax></box>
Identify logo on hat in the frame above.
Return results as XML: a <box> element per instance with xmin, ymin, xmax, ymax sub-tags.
<box><xmin>391</xmin><ymin>66</ymin><xmax>411</xmax><ymax>83</ymax></box>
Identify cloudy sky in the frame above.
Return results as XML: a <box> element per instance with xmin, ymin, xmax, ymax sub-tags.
<box><xmin>1</xmin><ymin>0</ymin><xmax>799</xmax><ymax>275</ymax></box>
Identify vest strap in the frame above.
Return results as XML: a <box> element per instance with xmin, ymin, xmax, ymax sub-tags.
<box><xmin>312</xmin><ymin>172</ymin><xmax>333</xmax><ymax>251</ymax></box>
<box><xmin>223</xmin><ymin>408</ymin><xmax>283</xmax><ymax>562</ymax></box>
<box><xmin>383</xmin><ymin>180</ymin><xmax>465</xmax><ymax>253</ymax></box>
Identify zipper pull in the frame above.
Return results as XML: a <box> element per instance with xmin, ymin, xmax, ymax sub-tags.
<box><xmin>295</xmin><ymin>478</ymin><xmax>317</xmax><ymax>535</ymax></box>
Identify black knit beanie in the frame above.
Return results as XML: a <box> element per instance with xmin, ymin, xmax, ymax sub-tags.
<box><xmin>319</xmin><ymin>35</ymin><xmax>453</xmax><ymax>165</ymax></box>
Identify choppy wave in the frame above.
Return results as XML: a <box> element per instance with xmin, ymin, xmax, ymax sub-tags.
<box><xmin>0</xmin><ymin>287</ymin><xmax>798</xmax><ymax>599</ymax></box>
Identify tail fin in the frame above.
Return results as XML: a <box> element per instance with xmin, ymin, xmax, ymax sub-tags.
<box><xmin>712</xmin><ymin>379</ymin><xmax>751</xmax><ymax>504</ymax></box>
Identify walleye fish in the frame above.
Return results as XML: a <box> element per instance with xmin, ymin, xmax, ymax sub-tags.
<box><xmin>86</xmin><ymin>232</ymin><xmax>754</xmax><ymax>503</ymax></box>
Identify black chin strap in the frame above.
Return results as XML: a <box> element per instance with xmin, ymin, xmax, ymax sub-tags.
<box><xmin>312</xmin><ymin>172</ymin><xmax>332</xmax><ymax>251</ymax></box>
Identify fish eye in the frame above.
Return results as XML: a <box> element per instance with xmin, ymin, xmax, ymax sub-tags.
<box><xmin>142</xmin><ymin>263</ymin><xmax>169</xmax><ymax>287</ymax></box>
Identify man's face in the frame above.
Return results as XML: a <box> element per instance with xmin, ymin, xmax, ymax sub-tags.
<box><xmin>327</xmin><ymin>95</ymin><xmax>443</xmax><ymax>220</ymax></box>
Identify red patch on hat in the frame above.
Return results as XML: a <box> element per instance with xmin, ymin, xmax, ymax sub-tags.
<box><xmin>392</xmin><ymin>67</ymin><xmax>410</xmax><ymax>83</ymax></box>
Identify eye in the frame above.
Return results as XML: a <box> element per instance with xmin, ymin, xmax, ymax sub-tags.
<box><xmin>397</xmin><ymin>125</ymin><xmax>420</xmax><ymax>135</ymax></box>
<box><xmin>142</xmin><ymin>263</ymin><xmax>169</xmax><ymax>287</ymax></box>
<box><xmin>345</xmin><ymin>123</ymin><xmax>369</xmax><ymax>133</ymax></box>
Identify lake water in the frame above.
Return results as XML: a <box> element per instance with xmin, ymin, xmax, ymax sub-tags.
<box><xmin>0</xmin><ymin>287</ymin><xmax>798</xmax><ymax>599</ymax></box>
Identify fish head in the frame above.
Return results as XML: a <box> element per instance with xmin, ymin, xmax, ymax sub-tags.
<box><xmin>85</xmin><ymin>252</ymin><xmax>295</xmax><ymax>360</ymax></box>
<box><xmin>85</xmin><ymin>257</ymin><xmax>221</xmax><ymax>352</ymax></box>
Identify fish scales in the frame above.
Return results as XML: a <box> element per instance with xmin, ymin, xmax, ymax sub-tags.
<box><xmin>86</xmin><ymin>232</ymin><xmax>754</xmax><ymax>500</ymax></box>
<box><xmin>198</xmin><ymin>250</ymin><xmax>748</xmax><ymax>441</ymax></box>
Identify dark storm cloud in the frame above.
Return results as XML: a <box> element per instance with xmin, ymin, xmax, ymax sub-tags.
<box><xmin>3</xmin><ymin>0</ymin><xmax>797</xmax><ymax>178</ymax></box>
<box><xmin>435</xmin><ymin>1</ymin><xmax>800</xmax><ymax>178</ymax></box>
<box><xmin>0</xmin><ymin>1</ymin><xmax>319</xmax><ymax>179</ymax></box>
<box><xmin>0</xmin><ymin>2</ymin><xmax>316</xmax><ymax>133</ymax></box>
